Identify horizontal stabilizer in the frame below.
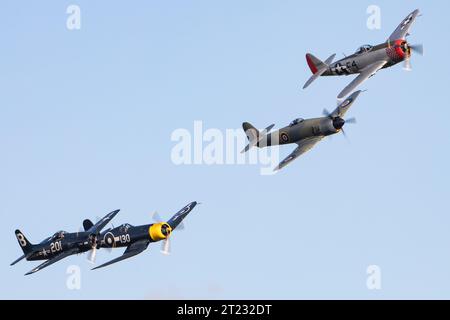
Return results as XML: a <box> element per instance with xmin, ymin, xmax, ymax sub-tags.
<box><xmin>10</xmin><ymin>254</ymin><xmax>27</xmax><ymax>266</ymax></box>
<box><xmin>241</xmin><ymin>123</ymin><xmax>275</xmax><ymax>153</ymax></box>
<box><xmin>303</xmin><ymin>67</ymin><xmax>327</xmax><ymax>89</ymax></box>
<box><xmin>303</xmin><ymin>53</ymin><xmax>335</xmax><ymax>89</ymax></box>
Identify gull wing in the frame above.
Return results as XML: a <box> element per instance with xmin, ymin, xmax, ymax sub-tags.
<box><xmin>274</xmin><ymin>137</ymin><xmax>323</xmax><ymax>171</ymax></box>
<box><xmin>92</xmin><ymin>240</ymin><xmax>150</xmax><ymax>270</ymax></box>
<box><xmin>337</xmin><ymin>60</ymin><xmax>387</xmax><ymax>99</ymax></box>
<box><xmin>330</xmin><ymin>90</ymin><xmax>363</xmax><ymax>118</ymax></box>
<box><xmin>388</xmin><ymin>9</ymin><xmax>420</xmax><ymax>41</ymax></box>
<box><xmin>167</xmin><ymin>201</ymin><xmax>198</xmax><ymax>230</ymax></box>
<box><xmin>24</xmin><ymin>248</ymin><xmax>79</xmax><ymax>275</ymax></box>
<box><xmin>86</xmin><ymin>209</ymin><xmax>120</xmax><ymax>235</ymax></box>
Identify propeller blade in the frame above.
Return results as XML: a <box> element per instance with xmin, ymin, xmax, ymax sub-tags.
<box><xmin>152</xmin><ymin>211</ymin><xmax>163</xmax><ymax>222</ymax></box>
<box><xmin>346</xmin><ymin>117</ymin><xmax>357</xmax><ymax>124</ymax></box>
<box><xmin>410</xmin><ymin>44</ymin><xmax>424</xmax><ymax>56</ymax></box>
<box><xmin>176</xmin><ymin>221</ymin><xmax>185</xmax><ymax>231</ymax></box>
<box><xmin>341</xmin><ymin>128</ymin><xmax>348</xmax><ymax>139</ymax></box>
<box><xmin>87</xmin><ymin>247</ymin><xmax>97</xmax><ymax>264</ymax></box>
<box><xmin>323</xmin><ymin>108</ymin><xmax>332</xmax><ymax>118</ymax></box>
<box><xmin>403</xmin><ymin>58</ymin><xmax>412</xmax><ymax>71</ymax></box>
<box><xmin>161</xmin><ymin>239</ymin><xmax>171</xmax><ymax>255</ymax></box>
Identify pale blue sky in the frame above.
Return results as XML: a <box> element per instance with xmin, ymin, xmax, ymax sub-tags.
<box><xmin>1</xmin><ymin>0</ymin><xmax>449</xmax><ymax>299</ymax></box>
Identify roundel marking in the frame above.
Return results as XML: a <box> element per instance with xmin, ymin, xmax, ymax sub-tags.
<box><xmin>280</xmin><ymin>132</ymin><xmax>290</xmax><ymax>143</ymax></box>
<box><xmin>104</xmin><ymin>232</ymin><xmax>116</xmax><ymax>247</ymax></box>
<box><xmin>341</xmin><ymin>98</ymin><xmax>352</xmax><ymax>108</ymax></box>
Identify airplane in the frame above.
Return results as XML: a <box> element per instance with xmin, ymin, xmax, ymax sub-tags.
<box><xmin>303</xmin><ymin>9</ymin><xmax>423</xmax><ymax>99</ymax></box>
<box><xmin>11</xmin><ymin>209</ymin><xmax>119</xmax><ymax>275</ymax></box>
<box><xmin>241</xmin><ymin>90</ymin><xmax>362</xmax><ymax>171</ymax></box>
<box><xmin>92</xmin><ymin>201</ymin><xmax>198</xmax><ymax>270</ymax></box>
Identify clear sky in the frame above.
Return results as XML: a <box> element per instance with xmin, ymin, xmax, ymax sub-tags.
<box><xmin>1</xmin><ymin>0</ymin><xmax>449</xmax><ymax>299</ymax></box>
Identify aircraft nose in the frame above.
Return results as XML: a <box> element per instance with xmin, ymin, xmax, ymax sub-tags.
<box><xmin>333</xmin><ymin>117</ymin><xmax>345</xmax><ymax>130</ymax></box>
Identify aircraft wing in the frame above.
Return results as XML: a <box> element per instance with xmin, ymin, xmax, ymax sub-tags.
<box><xmin>388</xmin><ymin>9</ymin><xmax>420</xmax><ymax>42</ymax></box>
<box><xmin>274</xmin><ymin>137</ymin><xmax>323</xmax><ymax>171</ymax></box>
<box><xmin>87</xmin><ymin>209</ymin><xmax>120</xmax><ymax>235</ymax></box>
<box><xmin>331</xmin><ymin>90</ymin><xmax>363</xmax><ymax>118</ymax></box>
<box><xmin>92</xmin><ymin>240</ymin><xmax>150</xmax><ymax>270</ymax></box>
<box><xmin>337</xmin><ymin>60</ymin><xmax>387</xmax><ymax>99</ymax></box>
<box><xmin>24</xmin><ymin>248</ymin><xmax>79</xmax><ymax>275</ymax></box>
<box><xmin>167</xmin><ymin>201</ymin><xmax>198</xmax><ymax>230</ymax></box>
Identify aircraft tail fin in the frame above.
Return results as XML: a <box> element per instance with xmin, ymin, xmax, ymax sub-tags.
<box><xmin>306</xmin><ymin>53</ymin><xmax>326</xmax><ymax>74</ymax></box>
<box><xmin>14</xmin><ymin>229</ymin><xmax>34</xmax><ymax>255</ymax></box>
<box><xmin>303</xmin><ymin>53</ymin><xmax>336</xmax><ymax>89</ymax></box>
<box><xmin>241</xmin><ymin>122</ymin><xmax>274</xmax><ymax>153</ymax></box>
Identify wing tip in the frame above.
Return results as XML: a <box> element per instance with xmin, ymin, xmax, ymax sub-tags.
<box><xmin>24</xmin><ymin>269</ymin><xmax>36</xmax><ymax>276</ymax></box>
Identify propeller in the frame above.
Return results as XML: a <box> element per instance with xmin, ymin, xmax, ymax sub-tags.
<box><xmin>410</xmin><ymin>44</ymin><xmax>424</xmax><ymax>56</ymax></box>
<box><xmin>151</xmin><ymin>211</ymin><xmax>184</xmax><ymax>256</ymax></box>
<box><xmin>87</xmin><ymin>234</ymin><xmax>98</xmax><ymax>263</ymax></box>
<box><xmin>161</xmin><ymin>238</ymin><xmax>171</xmax><ymax>255</ymax></box>
<box><xmin>332</xmin><ymin>116</ymin><xmax>357</xmax><ymax>141</ymax></box>
<box><xmin>323</xmin><ymin>108</ymin><xmax>332</xmax><ymax>118</ymax></box>
<box><xmin>403</xmin><ymin>43</ymin><xmax>423</xmax><ymax>71</ymax></box>
<box><xmin>403</xmin><ymin>58</ymin><xmax>412</xmax><ymax>72</ymax></box>
<box><xmin>86</xmin><ymin>215</ymin><xmax>114</xmax><ymax>262</ymax></box>
<box><xmin>345</xmin><ymin>117</ymin><xmax>357</xmax><ymax>124</ymax></box>
<box><xmin>87</xmin><ymin>246</ymin><xmax>97</xmax><ymax>263</ymax></box>
<box><xmin>151</xmin><ymin>211</ymin><xmax>163</xmax><ymax>222</ymax></box>
<box><xmin>342</xmin><ymin>117</ymin><xmax>356</xmax><ymax>141</ymax></box>
<box><xmin>152</xmin><ymin>211</ymin><xmax>185</xmax><ymax>231</ymax></box>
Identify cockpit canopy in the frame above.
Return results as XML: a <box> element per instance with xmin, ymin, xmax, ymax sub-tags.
<box><xmin>355</xmin><ymin>44</ymin><xmax>373</xmax><ymax>55</ymax></box>
<box><xmin>51</xmin><ymin>230</ymin><xmax>66</xmax><ymax>240</ymax></box>
<box><xmin>119</xmin><ymin>223</ymin><xmax>132</xmax><ymax>232</ymax></box>
<box><xmin>289</xmin><ymin>118</ymin><xmax>304</xmax><ymax>126</ymax></box>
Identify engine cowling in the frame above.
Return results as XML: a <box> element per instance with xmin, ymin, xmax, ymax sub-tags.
<box><xmin>149</xmin><ymin>223</ymin><xmax>172</xmax><ymax>241</ymax></box>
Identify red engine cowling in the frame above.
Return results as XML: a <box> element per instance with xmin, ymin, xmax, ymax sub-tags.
<box><xmin>386</xmin><ymin>39</ymin><xmax>411</xmax><ymax>62</ymax></box>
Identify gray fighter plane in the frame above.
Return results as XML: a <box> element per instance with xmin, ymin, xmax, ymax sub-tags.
<box><xmin>303</xmin><ymin>9</ymin><xmax>422</xmax><ymax>99</ymax></box>
<box><xmin>241</xmin><ymin>90</ymin><xmax>362</xmax><ymax>171</ymax></box>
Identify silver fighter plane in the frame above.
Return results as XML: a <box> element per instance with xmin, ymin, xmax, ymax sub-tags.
<box><xmin>303</xmin><ymin>9</ymin><xmax>422</xmax><ymax>99</ymax></box>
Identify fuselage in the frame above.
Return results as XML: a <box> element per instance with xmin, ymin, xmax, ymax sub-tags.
<box><xmin>258</xmin><ymin>117</ymin><xmax>341</xmax><ymax>147</ymax></box>
<box><xmin>323</xmin><ymin>39</ymin><xmax>410</xmax><ymax>76</ymax></box>
<box><xmin>27</xmin><ymin>231</ymin><xmax>95</xmax><ymax>261</ymax></box>
<box><xmin>99</xmin><ymin>222</ymin><xmax>170</xmax><ymax>249</ymax></box>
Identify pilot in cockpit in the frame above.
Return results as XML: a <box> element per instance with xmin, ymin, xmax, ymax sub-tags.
<box><xmin>119</xmin><ymin>224</ymin><xmax>130</xmax><ymax>232</ymax></box>
<box><xmin>355</xmin><ymin>45</ymin><xmax>373</xmax><ymax>55</ymax></box>
<box><xmin>289</xmin><ymin>118</ymin><xmax>304</xmax><ymax>127</ymax></box>
<box><xmin>51</xmin><ymin>231</ymin><xmax>65</xmax><ymax>240</ymax></box>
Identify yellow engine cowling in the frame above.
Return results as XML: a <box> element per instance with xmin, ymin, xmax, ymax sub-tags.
<box><xmin>149</xmin><ymin>223</ymin><xmax>172</xmax><ymax>241</ymax></box>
